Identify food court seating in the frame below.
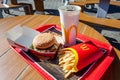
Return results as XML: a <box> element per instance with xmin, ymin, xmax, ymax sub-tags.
<box><xmin>0</xmin><ymin>0</ymin><xmax>33</xmax><ymax>18</ymax></box>
<box><xmin>69</xmin><ymin>0</ymin><xmax>120</xmax><ymax>12</ymax></box>
<box><xmin>10</xmin><ymin>0</ymin><xmax>34</xmax><ymax>15</ymax></box>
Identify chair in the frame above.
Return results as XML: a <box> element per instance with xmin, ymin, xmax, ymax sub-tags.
<box><xmin>0</xmin><ymin>0</ymin><xmax>33</xmax><ymax>18</ymax></box>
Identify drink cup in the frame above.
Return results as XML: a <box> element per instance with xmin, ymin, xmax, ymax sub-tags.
<box><xmin>58</xmin><ymin>5</ymin><xmax>81</xmax><ymax>46</ymax></box>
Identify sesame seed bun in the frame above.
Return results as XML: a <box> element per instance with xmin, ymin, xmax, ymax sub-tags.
<box><xmin>32</xmin><ymin>33</ymin><xmax>56</xmax><ymax>49</ymax></box>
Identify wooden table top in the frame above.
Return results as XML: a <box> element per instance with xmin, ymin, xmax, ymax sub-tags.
<box><xmin>0</xmin><ymin>13</ymin><xmax>120</xmax><ymax>80</ymax></box>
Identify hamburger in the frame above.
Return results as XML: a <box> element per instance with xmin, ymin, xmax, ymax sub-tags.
<box><xmin>31</xmin><ymin>32</ymin><xmax>60</xmax><ymax>53</ymax></box>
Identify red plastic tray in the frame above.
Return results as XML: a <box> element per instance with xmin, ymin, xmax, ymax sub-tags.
<box><xmin>10</xmin><ymin>24</ymin><xmax>115</xmax><ymax>80</ymax></box>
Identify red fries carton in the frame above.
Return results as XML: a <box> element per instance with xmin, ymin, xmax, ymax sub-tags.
<box><xmin>64</xmin><ymin>41</ymin><xmax>104</xmax><ymax>72</ymax></box>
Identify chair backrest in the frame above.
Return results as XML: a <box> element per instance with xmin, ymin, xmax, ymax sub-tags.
<box><xmin>11</xmin><ymin>0</ymin><xmax>18</xmax><ymax>4</ymax></box>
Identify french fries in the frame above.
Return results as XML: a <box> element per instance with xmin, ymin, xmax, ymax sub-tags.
<box><xmin>58</xmin><ymin>50</ymin><xmax>75</xmax><ymax>78</ymax></box>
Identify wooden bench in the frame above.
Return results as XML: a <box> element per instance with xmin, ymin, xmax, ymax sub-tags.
<box><xmin>0</xmin><ymin>0</ymin><xmax>34</xmax><ymax>18</ymax></box>
<box><xmin>79</xmin><ymin>12</ymin><xmax>120</xmax><ymax>50</ymax></box>
<box><xmin>70</xmin><ymin>0</ymin><xmax>120</xmax><ymax>12</ymax></box>
<box><xmin>80</xmin><ymin>12</ymin><xmax>120</xmax><ymax>29</ymax></box>
<box><xmin>10</xmin><ymin>0</ymin><xmax>34</xmax><ymax>15</ymax></box>
<box><xmin>0</xmin><ymin>4</ymin><xmax>31</xmax><ymax>18</ymax></box>
<box><xmin>11</xmin><ymin>0</ymin><xmax>45</xmax><ymax>14</ymax></box>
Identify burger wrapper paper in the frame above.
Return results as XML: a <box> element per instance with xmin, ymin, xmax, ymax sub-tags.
<box><xmin>6</xmin><ymin>25</ymin><xmax>62</xmax><ymax>59</ymax></box>
<box><xmin>63</xmin><ymin>41</ymin><xmax>104</xmax><ymax>72</ymax></box>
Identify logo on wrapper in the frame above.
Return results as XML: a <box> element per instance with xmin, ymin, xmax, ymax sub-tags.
<box><xmin>64</xmin><ymin>42</ymin><xmax>104</xmax><ymax>72</ymax></box>
<box><xmin>80</xmin><ymin>44</ymin><xmax>90</xmax><ymax>50</ymax></box>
